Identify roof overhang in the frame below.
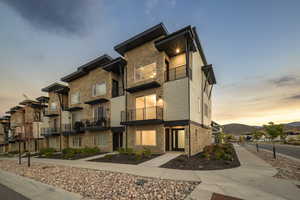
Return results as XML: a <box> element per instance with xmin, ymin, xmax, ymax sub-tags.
<box><xmin>102</xmin><ymin>57</ymin><xmax>126</xmax><ymax>74</ymax></box>
<box><xmin>84</xmin><ymin>98</ymin><xmax>109</xmax><ymax>105</ymax></box>
<box><xmin>41</xmin><ymin>83</ymin><xmax>69</xmax><ymax>94</ymax></box>
<box><xmin>61</xmin><ymin>54</ymin><xmax>113</xmax><ymax>83</ymax></box>
<box><xmin>202</xmin><ymin>65</ymin><xmax>216</xmax><ymax>85</ymax></box>
<box><xmin>114</xmin><ymin>23</ymin><xmax>168</xmax><ymax>56</ymax></box>
<box><xmin>155</xmin><ymin>26</ymin><xmax>197</xmax><ymax>57</ymax></box>
<box><xmin>126</xmin><ymin>81</ymin><xmax>161</xmax><ymax>93</ymax></box>
<box><xmin>36</xmin><ymin>96</ymin><xmax>49</xmax><ymax>103</ymax></box>
<box><xmin>65</xmin><ymin>106</ymin><xmax>83</xmax><ymax>112</ymax></box>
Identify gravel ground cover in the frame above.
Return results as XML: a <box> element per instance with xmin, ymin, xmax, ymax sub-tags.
<box><xmin>0</xmin><ymin>160</ymin><xmax>199</xmax><ymax>200</ymax></box>
<box><xmin>245</xmin><ymin>146</ymin><xmax>300</xmax><ymax>181</ymax></box>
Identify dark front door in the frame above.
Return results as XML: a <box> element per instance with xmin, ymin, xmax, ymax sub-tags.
<box><xmin>165</xmin><ymin>129</ymin><xmax>170</xmax><ymax>151</ymax></box>
<box><xmin>171</xmin><ymin>129</ymin><xmax>185</xmax><ymax>151</ymax></box>
<box><xmin>165</xmin><ymin>60</ymin><xmax>170</xmax><ymax>81</ymax></box>
<box><xmin>113</xmin><ymin>132</ymin><xmax>123</xmax><ymax>151</ymax></box>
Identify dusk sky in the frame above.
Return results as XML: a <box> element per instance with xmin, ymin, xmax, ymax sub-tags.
<box><xmin>0</xmin><ymin>0</ymin><xmax>299</xmax><ymax>126</ymax></box>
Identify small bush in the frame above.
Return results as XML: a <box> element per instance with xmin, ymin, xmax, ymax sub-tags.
<box><xmin>126</xmin><ymin>148</ymin><xmax>134</xmax><ymax>155</ymax></box>
<box><xmin>9</xmin><ymin>150</ymin><xmax>19</xmax><ymax>154</ymax></box>
<box><xmin>118</xmin><ymin>148</ymin><xmax>126</xmax><ymax>154</ymax></box>
<box><xmin>134</xmin><ymin>150</ymin><xmax>144</xmax><ymax>160</ymax></box>
<box><xmin>40</xmin><ymin>148</ymin><xmax>55</xmax><ymax>155</ymax></box>
<box><xmin>81</xmin><ymin>147</ymin><xmax>100</xmax><ymax>154</ymax></box>
<box><xmin>143</xmin><ymin>148</ymin><xmax>151</xmax><ymax>158</ymax></box>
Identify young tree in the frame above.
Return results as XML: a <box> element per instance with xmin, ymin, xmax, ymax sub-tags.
<box><xmin>263</xmin><ymin>122</ymin><xmax>283</xmax><ymax>159</ymax></box>
<box><xmin>280</xmin><ymin>131</ymin><xmax>288</xmax><ymax>143</ymax></box>
<box><xmin>252</xmin><ymin>130</ymin><xmax>264</xmax><ymax>152</ymax></box>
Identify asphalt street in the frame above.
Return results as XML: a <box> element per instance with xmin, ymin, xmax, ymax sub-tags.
<box><xmin>0</xmin><ymin>183</ymin><xmax>29</xmax><ymax>200</ymax></box>
<box><xmin>249</xmin><ymin>143</ymin><xmax>300</xmax><ymax>159</ymax></box>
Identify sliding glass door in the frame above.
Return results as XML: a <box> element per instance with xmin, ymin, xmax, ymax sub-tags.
<box><xmin>135</xmin><ymin>94</ymin><xmax>156</xmax><ymax>120</ymax></box>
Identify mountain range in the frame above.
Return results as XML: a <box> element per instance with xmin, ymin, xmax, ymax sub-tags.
<box><xmin>222</xmin><ymin>122</ymin><xmax>300</xmax><ymax>135</ymax></box>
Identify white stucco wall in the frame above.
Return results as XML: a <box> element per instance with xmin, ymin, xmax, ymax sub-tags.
<box><xmin>111</xmin><ymin>95</ymin><xmax>125</xmax><ymax>126</ymax></box>
<box><xmin>163</xmin><ymin>78</ymin><xmax>189</xmax><ymax>121</ymax></box>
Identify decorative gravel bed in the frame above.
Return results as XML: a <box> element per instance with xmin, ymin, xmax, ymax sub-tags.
<box><xmin>245</xmin><ymin>146</ymin><xmax>300</xmax><ymax>181</ymax></box>
<box><xmin>0</xmin><ymin>160</ymin><xmax>199</xmax><ymax>200</ymax></box>
<box><xmin>90</xmin><ymin>153</ymin><xmax>163</xmax><ymax>165</ymax></box>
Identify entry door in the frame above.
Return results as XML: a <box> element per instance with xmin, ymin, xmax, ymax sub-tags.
<box><xmin>112</xmin><ymin>80</ymin><xmax>119</xmax><ymax>97</ymax></box>
<box><xmin>165</xmin><ymin>129</ymin><xmax>170</xmax><ymax>151</ymax></box>
<box><xmin>113</xmin><ymin>132</ymin><xmax>123</xmax><ymax>151</ymax></box>
<box><xmin>171</xmin><ymin>129</ymin><xmax>185</xmax><ymax>151</ymax></box>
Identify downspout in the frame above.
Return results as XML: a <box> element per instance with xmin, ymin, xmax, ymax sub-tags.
<box><xmin>186</xmin><ymin>37</ymin><xmax>191</xmax><ymax>158</ymax></box>
<box><xmin>125</xmin><ymin>63</ymin><xmax>128</xmax><ymax>150</ymax></box>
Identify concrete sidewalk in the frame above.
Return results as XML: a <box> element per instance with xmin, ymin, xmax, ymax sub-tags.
<box><xmin>138</xmin><ymin>152</ymin><xmax>182</xmax><ymax>167</ymax></box>
<box><xmin>0</xmin><ymin>170</ymin><xmax>84</xmax><ymax>200</ymax></box>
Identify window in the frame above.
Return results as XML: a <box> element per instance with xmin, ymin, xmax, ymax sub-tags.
<box><xmin>50</xmin><ymin>102</ymin><xmax>57</xmax><ymax>111</ymax></box>
<box><xmin>135</xmin><ymin>63</ymin><xmax>156</xmax><ymax>82</ymax></box>
<box><xmin>92</xmin><ymin>82</ymin><xmax>106</xmax><ymax>96</ymax></box>
<box><xmin>93</xmin><ymin>134</ymin><xmax>107</xmax><ymax>146</ymax></box>
<box><xmin>71</xmin><ymin>92</ymin><xmax>80</xmax><ymax>104</ymax></box>
<box><xmin>135</xmin><ymin>94</ymin><xmax>156</xmax><ymax>120</ymax></box>
<box><xmin>135</xmin><ymin>130</ymin><xmax>156</xmax><ymax>146</ymax></box>
<box><xmin>204</xmin><ymin>103</ymin><xmax>209</xmax><ymax>117</ymax></box>
<box><xmin>93</xmin><ymin>105</ymin><xmax>106</xmax><ymax>121</ymax></box>
<box><xmin>72</xmin><ymin>136</ymin><xmax>82</xmax><ymax>147</ymax></box>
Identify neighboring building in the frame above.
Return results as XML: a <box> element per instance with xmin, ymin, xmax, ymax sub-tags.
<box><xmin>41</xmin><ymin>83</ymin><xmax>70</xmax><ymax>151</ymax></box>
<box><xmin>61</xmin><ymin>55</ymin><xmax>126</xmax><ymax>152</ymax></box>
<box><xmin>211</xmin><ymin>121</ymin><xmax>223</xmax><ymax>143</ymax></box>
<box><xmin>115</xmin><ymin>23</ymin><xmax>216</xmax><ymax>156</ymax></box>
<box><xmin>0</xmin><ymin>116</ymin><xmax>10</xmax><ymax>152</ymax></box>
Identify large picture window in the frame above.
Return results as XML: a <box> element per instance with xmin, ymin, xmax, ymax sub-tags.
<box><xmin>93</xmin><ymin>134</ymin><xmax>107</xmax><ymax>146</ymax></box>
<box><xmin>71</xmin><ymin>92</ymin><xmax>80</xmax><ymax>104</ymax></box>
<box><xmin>136</xmin><ymin>130</ymin><xmax>156</xmax><ymax>146</ymax></box>
<box><xmin>92</xmin><ymin>82</ymin><xmax>106</xmax><ymax>97</ymax></box>
<box><xmin>50</xmin><ymin>102</ymin><xmax>57</xmax><ymax>111</ymax></box>
<box><xmin>135</xmin><ymin>63</ymin><xmax>156</xmax><ymax>82</ymax></box>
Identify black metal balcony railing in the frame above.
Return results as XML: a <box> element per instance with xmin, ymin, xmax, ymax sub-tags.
<box><xmin>62</xmin><ymin>122</ymin><xmax>85</xmax><ymax>135</ymax></box>
<box><xmin>41</xmin><ymin>127</ymin><xmax>59</xmax><ymax>136</ymax></box>
<box><xmin>121</xmin><ymin>106</ymin><xmax>163</xmax><ymax>122</ymax></box>
<box><xmin>165</xmin><ymin>65</ymin><xmax>192</xmax><ymax>82</ymax></box>
<box><xmin>83</xmin><ymin>118</ymin><xmax>110</xmax><ymax>131</ymax></box>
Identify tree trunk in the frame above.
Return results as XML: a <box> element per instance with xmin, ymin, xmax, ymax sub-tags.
<box><xmin>272</xmin><ymin>142</ymin><xmax>276</xmax><ymax>159</ymax></box>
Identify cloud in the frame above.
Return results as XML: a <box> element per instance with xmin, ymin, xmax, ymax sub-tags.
<box><xmin>2</xmin><ymin>0</ymin><xmax>91</xmax><ymax>35</ymax></box>
<box><xmin>269</xmin><ymin>75</ymin><xmax>300</xmax><ymax>87</ymax></box>
<box><xmin>285</xmin><ymin>94</ymin><xmax>300</xmax><ymax>100</ymax></box>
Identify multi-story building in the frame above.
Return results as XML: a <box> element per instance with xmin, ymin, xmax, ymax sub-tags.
<box><xmin>0</xmin><ymin>116</ymin><xmax>10</xmax><ymax>152</ymax></box>
<box><xmin>41</xmin><ymin>83</ymin><xmax>70</xmax><ymax>151</ymax></box>
<box><xmin>60</xmin><ymin>55</ymin><xmax>126</xmax><ymax>152</ymax></box>
<box><xmin>115</xmin><ymin>23</ymin><xmax>216</xmax><ymax>155</ymax></box>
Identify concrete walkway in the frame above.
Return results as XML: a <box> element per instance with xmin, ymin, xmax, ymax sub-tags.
<box><xmin>0</xmin><ymin>170</ymin><xmax>84</xmax><ymax>200</ymax></box>
<box><xmin>1</xmin><ymin>145</ymin><xmax>300</xmax><ymax>200</ymax></box>
<box><xmin>78</xmin><ymin>152</ymin><xmax>117</xmax><ymax>161</ymax></box>
<box><xmin>138</xmin><ymin>152</ymin><xmax>182</xmax><ymax>167</ymax></box>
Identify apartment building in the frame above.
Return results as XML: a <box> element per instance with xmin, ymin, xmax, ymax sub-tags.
<box><xmin>115</xmin><ymin>23</ymin><xmax>216</xmax><ymax>155</ymax></box>
<box><xmin>41</xmin><ymin>83</ymin><xmax>69</xmax><ymax>151</ymax></box>
<box><xmin>60</xmin><ymin>55</ymin><xmax>126</xmax><ymax>152</ymax></box>
<box><xmin>0</xmin><ymin>116</ymin><xmax>10</xmax><ymax>152</ymax></box>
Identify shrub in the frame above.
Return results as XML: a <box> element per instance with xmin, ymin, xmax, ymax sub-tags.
<box><xmin>62</xmin><ymin>148</ymin><xmax>76</xmax><ymax>155</ymax></box>
<box><xmin>81</xmin><ymin>147</ymin><xmax>100</xmax><ymax>154</ymax></box>
<box><xmin>9</xmin><ymin>150</ymin><xmax>19</xmax><ymax>154</ymax></box>
<box><xmin>222</xmin><ymin>153</ymin><xmax>233</xmax><ymax>161</ymax></box>
<box><xmin>40</xmin><ymin>148</ymin><xmax>55</xmax><ymax>155</ymax></box>
<box><xmin>143</xmin><ymin>148</ymin><xmax>151</xmax><ymax>158</ymax></box>
<box><xmin>126</xmin><ymin>148</ymin><xmax>134</xmax><ymax>155</ymax></box>
<box><xmin>118</xmin><ymin>148</ymin><xmax>126</xmax><ymax>154</ymax></box>
<box><xmin>134</xmin><ymin>150</ymin><xmax>144</xmax><ymax>160</ymax></box>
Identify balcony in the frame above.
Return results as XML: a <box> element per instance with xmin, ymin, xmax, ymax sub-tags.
<box><xmin>44</xmin><ymin>109</ymin><xmax>59</xmax><ymax>117</ymax></box>
<box><xmin>121</xmin><ymin>106</ymin><xmax>163</xmax><ymax>125</ymax></box>
<box><xmin>165</xmin><ymin>65</ymin><xmax>192</xmax><ymax>82</ymax></box>
<box><xmin>41</xmin><ymin>127</ymin><xmax>60</xmax><ymax>137</ymax></box>
<box><xmin>62</xmin><ymin>123</ymin><xmax>85</xmax><ymax>136</ymax></box>
<box><xmin>83</xmin><ymin>118</ymin><xmax>110</xmax><ymax>131</ymax></box>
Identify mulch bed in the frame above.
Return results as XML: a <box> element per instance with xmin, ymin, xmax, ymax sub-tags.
<box><xmin>37</xmin><ymin>152</ymin><xmax>107</xmax><ymax>160</ymax></box>
<box><xmin>160</xmin><ymin>145</ymin><xmax>240</xmax><ymax>170</ymax></box>
<box><xmin>89</xmin><ymin>154</ymin><xmax>163</xmax><ymax>165</ymax></box>
<box><xmin>211</xmin><ymin>193</ymin><xmax>243</xmax><ymax>200</ymax></box>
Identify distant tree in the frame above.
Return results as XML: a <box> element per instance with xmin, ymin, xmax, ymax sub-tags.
<box><xmin>252</xmin><ymin>130</ymin><xmax>264</xmax><ymax>152</ymax></box>
<box><xmin>280</xmin><ymin>131</ymin><xmax>288</xmax><ymax>143</ymax></box>
<box><xmin>263</xmin><ymin>122</ymin><xmax>283</xmax><ymax>159</ymax></box>
<box><xmin>225</xmin><ymin>134</ymin><xmax>234</xmax><ymax>142</ymax></box>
